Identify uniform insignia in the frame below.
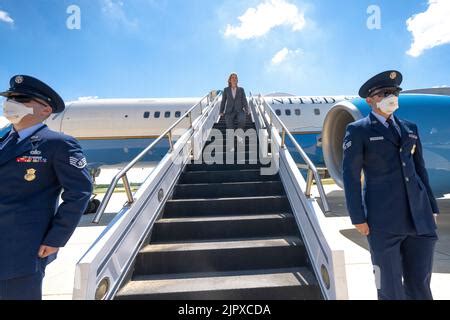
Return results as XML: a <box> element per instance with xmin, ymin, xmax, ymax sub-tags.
<box><xmin>24</xmin><ymin>168</ymin><xmax>36</xmax><ymax>182</ymax></box>
<box><xmin>343</xmin><ymin>141</ymin><xmax>352</xmax><ymax>150</ymax></box>
<box><xmin>70</xmin><ymin>156</ymin><xmax>87</xmax><ymax>169</ymax></box>
<box><xmin>411</xmin><ymin>144</ymin><xmax>416</xmax><ymax>155</ymax></box>
<box><xmin>408</xmin><ymin>134</ymin><xmax>418</xmax><ymax>140</ymax></box>
<box><xmin>390</xmin><ymin>72</ymin><xmax>397</xmax><ymax>80</ymax></box>
<box><xmin>15</xmin><ymin>76</ymin><xmax>24</xmax><ymax>84</ymax></box>
<box><xmin>17</xmin><ymin>156</ymin><xmax>47</xmax><ymax>163</ymax></box>
<box><xmin>370</xmin><ymin>136</ymin><xmax>384</xmax><ymax>141</ymax></box>
<box><xmin>30</xmin><ymin>150</ymin><xmax>42</xmax><ymax>155</ymax></box>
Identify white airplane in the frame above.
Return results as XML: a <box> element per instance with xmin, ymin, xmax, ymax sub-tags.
<box><xmin>1</xmin><ymin>93</ymin><xmax>352</xmax><ymax>169</ymax></box>
<box><xmin>2</xmin><ymin>91</ymin><xmax>449</xmax><ymax>198</ymax></box>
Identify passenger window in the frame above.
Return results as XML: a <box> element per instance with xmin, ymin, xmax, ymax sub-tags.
<box><xmin>295</xmin><ymin>109</ymin><xmax>301</xmax><ymax>116</ymax></box>
<box><xmin>314</xmin><ymin>109</ymin><xmax>320</xmax><ymax>115</ymax></box>
<box><xmin>276</xmin><ymin>109</ymin><xmax>281</xmax><ymax>116</ymax></box>
<box><xmin>143</xmin><ymin>112</ymin><xmax>150</xmax><ymax>119</ymax></box>
<box><xmin>154</xmin><ymin>112</ymin><xmax>160</xmax><ymax>118</ymax></box>
<box><xmin>165</xmin><ymin>111</ymin><xmax>171</xmax><ymax>118</ymax></box>
<box><xmin>285</xmin><ymin>109</ymin><xmax>291</xmax><ymax>116</ymax></box>
<box><xmin>175</xmin><ymin>111</ymin><xmax>181</xmax><ymax>118</ymax></box>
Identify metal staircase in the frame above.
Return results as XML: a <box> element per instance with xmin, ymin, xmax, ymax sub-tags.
<box><xmin>73</xmin><ymin>91</ymin><xmax>348</xmax><ymax>300</ymax></box>
<box><xmin>115</xmin><ymin>115</ymin><xmax>321</xmax><ymax>299</ymax></box>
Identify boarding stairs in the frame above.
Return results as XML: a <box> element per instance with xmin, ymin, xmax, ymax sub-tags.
<box><xmin>73</xmin><ymin>91</ymin><xmax>348</xmax><ymax>300</ymax></box>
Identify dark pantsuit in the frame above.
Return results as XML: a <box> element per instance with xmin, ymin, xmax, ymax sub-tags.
<box><xmin>368</xmin><ymin>230</ymin><xmax>437</xmax><ymax>300</ymax></box>
<box><xmin>225</xmin><ymin>111</ymin><xmax>247</xmax><ymax>130</ymax></box>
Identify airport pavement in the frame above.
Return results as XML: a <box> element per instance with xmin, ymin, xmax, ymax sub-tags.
<box><xmin>42</xmin><ymin>178</ymin><xmax>450</xmax><ymax>300</ymax></box>
<box><xmin>42</xmin><ymin>192</ymin><xmax>129</xmax><ymax>300</ymax></box>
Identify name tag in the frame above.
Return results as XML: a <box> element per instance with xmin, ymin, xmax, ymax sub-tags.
<box><xmin>370</xmin><ymin>136</ymin><xmax>384</xmax><ymax>141</ymax></box>
<box><xmin>17</xmin><ymin>156</ymin><xmax>48</xmax><ymax>163</ymax></box>
<box><xmin>409</xmin><ymin>134</ymin><xmax>418</xmax><ymax>140</ymax></box>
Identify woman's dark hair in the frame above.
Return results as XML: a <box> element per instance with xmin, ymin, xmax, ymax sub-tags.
<box><xmin>228</xmin><ymin>73</ymin><xmax>238</xmax><ymax>87</ymax></box>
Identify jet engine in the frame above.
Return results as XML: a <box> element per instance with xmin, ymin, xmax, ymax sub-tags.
<box><xmin>321</xmin><ymin>94</ymin><xmax>450</xmax><ymax>196</ymax></box>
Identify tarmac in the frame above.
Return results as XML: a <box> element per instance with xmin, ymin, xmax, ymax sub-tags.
<box><xmin>42</xmin><ymin>169</ymin><xmax>450</xmax><ymax>300</ymax></box>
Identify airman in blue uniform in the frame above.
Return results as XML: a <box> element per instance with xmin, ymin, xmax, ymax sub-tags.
<box><xmin>342</xmin><ymin>70</ymin><xmax>439</xmax><ymax>300</ymax></box>
<box><xmin>0</xmin><ymin>75</ymin><xmax>93</xmax><ymax>300</ymax></box>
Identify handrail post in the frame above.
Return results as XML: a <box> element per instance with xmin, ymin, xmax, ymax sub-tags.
<box><xmin>281</xmin><ymin>128</ymin><xmax>286</xmax><ymax>149</ymax></box>
<box><xmin>305</xmin><ymin>168</ymin><xmax>313</xmax><ymax>198</ymax></box>
<box><xmin>122</xmin><ymin>174</ymin><xmax>134</xmax><ymax>204</ymax></box>
<box><xmin>315</xmin><ymin>172</ymin><xmax>331</xmax><ymax>212</ymax></box>
<box><xmin>168</xmin><ymin>130</ymin><xmax>174</xmax><ymax>152</ymax></box>
<box><xmin>188</xmin><ymin>112</ymin><xmax>193</xmax><ymax>128</ymax></box>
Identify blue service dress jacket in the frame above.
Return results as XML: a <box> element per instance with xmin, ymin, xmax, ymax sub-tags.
<box><xmin>0</xmin><ymin>125</ymin><xmax>92</xmax><ymax>280</ymax></box>
<box><xmin>342</xmin><ymin>113</ymin><xmax>439</xmax><ymax>235</ymax></box>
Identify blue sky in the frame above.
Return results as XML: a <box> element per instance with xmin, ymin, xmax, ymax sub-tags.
<box><xmin>0</xmin><ymin>0</ymin><xmax>449</xmax><ymax>101</ymax></box>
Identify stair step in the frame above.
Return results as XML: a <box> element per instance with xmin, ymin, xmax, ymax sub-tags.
<box><xmin>179</xmin><ymin>169</ymin><xmax>279</xmax><ymax>184</ymax></box>
<box><xmin>204</xmin><ymin>140</ymin><xmax>260</xmax><ymax>149</ymax></box>
<box><xmin>185</xmin><ymin>163</ymin><xmax>267</xmax><ymax>172</ymax></box>
<box><xmin>134</xmin><ymin>237</ymin><xmax>307</xmax><ymax>275</ymax></box>
<box><xmin>116</xmin><ymin>267</ymin><xmax>321</xmax><ymax>300</ymax></box>
<box><xmin>172</xmin><ymin>181</ymin><xmax>284</xmax><ymax>199</ymax></box>
<box><xmin>151</xmin><ymin>213</ymin><xmax>298</xmax><ymax>242</ymax></box>
<box><xmin>163</xmin><ymin>196</ymin><xmax>291</xmax><ymax>217</ymax></box>
<box><xmin>214</xmin><ymin>128</ymin><xmax>257</xmax><ymax>134</ymax></box>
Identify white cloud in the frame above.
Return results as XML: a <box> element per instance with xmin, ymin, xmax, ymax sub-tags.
<box><xmin>78</xmin><ymin>96</ymin><xmax>99</xmax><ymax>101</ymax></box>
<box><xmin>101</xmin><ymin>0</ymin><xmax>138</xmax><ymax>29</ymax></box>
<box><xmin>271</xmin><ymin>47</ymin><xmax>302</xmax><ymax>65</ymax></box>
<box><xmin>406</xmin><ymin>0</ymin><xmax>450</xmax><ymax>57</ymax></box>
<box><xmin>224</xmin><ymin>0</ymin><xmax>306</xmax><ymax>40</ymax></box>
<box><xmin>0</xmin><ymin>10</ymin><xmax>14</xmax><ymax>25</ymax></box>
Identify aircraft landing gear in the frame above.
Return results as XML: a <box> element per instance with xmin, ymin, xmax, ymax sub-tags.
<box><xmin>84</xmin><ymin>198</ymin><xmax>101</xmax><ymax>215</ymax></box>
<box><xmin>84</xmin><ymin>167</ymin><xmax>102</xmax><ymax>215</ymax></box>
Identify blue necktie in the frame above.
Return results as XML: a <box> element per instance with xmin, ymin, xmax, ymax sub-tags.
<box><xmin>0</xmin><ymin>131</ymin><xmax>19</xmax><ymax>152</ymax></box>
<box><xmin>386</xmin><ymin>118</ymin><xmax>401</xmax><ymax>143</ymax></box>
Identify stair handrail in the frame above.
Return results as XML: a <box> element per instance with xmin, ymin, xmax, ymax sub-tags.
<box><xmin>251</xmin><ymin>93</ymin><xmax>330</xmax><ymax>213</ymax></box>
<box><xmin>92</xmin><ymin>91</ymin><xmax>223</xmax><ymax>224</ymax></box>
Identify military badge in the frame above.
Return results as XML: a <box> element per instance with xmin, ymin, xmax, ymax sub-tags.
<box><xmin>343</xmin><ymin>141</ymin><xmax>352</xmax><ymax>150</ymax></box>
<box><xmin>390</xmin><ymin>72</ymin><xmax>397</xmax><ymax>80</ymax></box>
<box><xmin>15</xmin><ymin>75</ymin><xmax>24</xmax><ymax>84</ymax></box>
<box><xmin>70</xmin><ymin>156</ymin><xmax>87</xmax><ymax>169</ymax></box>
<box><xmin>30</xmin><ymin>149</ymin><xmax>42</xmax><ymax>156</ymax></box>
<box><xmin>24</xmin><ymin>168</ymin><xmax>37</xmax><ymax>182</ymax></box>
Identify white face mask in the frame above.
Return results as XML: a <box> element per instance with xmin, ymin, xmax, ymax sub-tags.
<box><xmin>376</xmin><ymin>95</ymin><xmax>399</xmax><ymax>115</ymax></box>
<box><xmin>2</xmin><ymin>100</ymin><xmax>33</xmax><ymax>124</ymax></box>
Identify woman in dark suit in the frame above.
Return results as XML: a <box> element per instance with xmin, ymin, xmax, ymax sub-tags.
<box><xmin>219</xmin><ymin>73</ymin><xmax>249</xmax><ymax>131</ymax></box>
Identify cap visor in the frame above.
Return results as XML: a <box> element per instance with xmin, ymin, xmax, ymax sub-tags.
<box><xmin>0</xmin><ymin>90</ymin><xmax>14</xmax><ymax>97</ymax></box>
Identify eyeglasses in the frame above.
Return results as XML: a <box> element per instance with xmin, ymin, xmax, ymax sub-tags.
<box><xmin>370</xmin><ymin>88</ymin><xmax>401</xmax><ymax>98</ymax></box>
